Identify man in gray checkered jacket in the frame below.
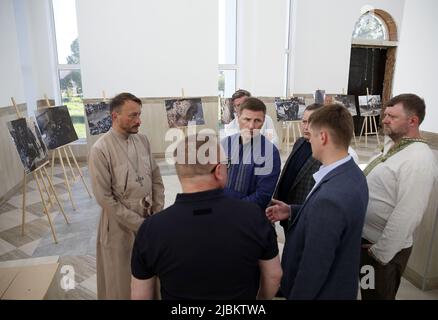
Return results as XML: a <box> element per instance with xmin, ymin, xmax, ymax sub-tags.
<box><xmin>273</xmin><ymin>103</ymin><xmax>322</xmax><ymax>234</ymax></box>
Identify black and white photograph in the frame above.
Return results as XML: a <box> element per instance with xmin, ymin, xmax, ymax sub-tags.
<box><xmin>219</xmin><ymin>97</ymin><xmax>235</xmax><ymax>124</ymax></box>
<box><xmin>7</xmin><ymin>117</ymin><xmax>49</xmax><ymax>174</ymax></box>
<box><xmin>314</xmin><ymin>89</ymin><xmax>326</xmax><ymax>105</ymax></box>
<box><xmin>275</xmin><ymin>97</ymin><xmax>306</xmax><ymax>121</ymax></box>
<box><xmin>358</xmin><ymin>95</ymin><xmax>382</xmax><ymax>116</ymax></box>
<box><xmin>35</xmin><ymin>105</ymin><xmax>78</xmax><ymax>149</ymax></box>
<box><xmin>332</xmin><ymin>94</ymin><xmax>359</xmax><ymax>116</ymax></box>
<box><xmin>165</xmin><ymin>98</ymin><xmax>205</xmax><ymax>128</ymax></box>
<box><xmin>84</xmin><ymin>102</ymin><xmax>112</xmax><ymax>135</ymax></box>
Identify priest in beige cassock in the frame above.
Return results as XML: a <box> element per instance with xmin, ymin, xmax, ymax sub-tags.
<box><xmin>88</xmin><ymin>92</ymin><xmax>165</xmax><ymax>299</ymax></box>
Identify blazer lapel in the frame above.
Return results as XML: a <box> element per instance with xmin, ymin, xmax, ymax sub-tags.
<box><xmin>289</xmin><ymin>159</ymin><xmax>354</xmax><ymax>228</ymax></box>
<box><xmin>273</xmin><ymin>138</ymin><xmax>305</xmax><ymax>197</ymax></box>
<box><xmin>290</xmin><ymin>156</ymin><xmax>319</xmax><ymax>191</ymax></box>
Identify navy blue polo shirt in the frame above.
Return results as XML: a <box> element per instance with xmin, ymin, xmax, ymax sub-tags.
<box><xmin>131</xmin><ymin>188</ymin><xmax>278</xmax><ymax>300</ymax></box>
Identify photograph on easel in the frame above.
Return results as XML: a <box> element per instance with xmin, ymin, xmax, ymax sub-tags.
<box><xmin>219</xmin><ymin>97</ymin><xmax>235</xmax><ymax>125</ymax></box>
<box><xmin>7</xmin><ymin>117</ymin><xmax>49</xmax><ymax>174</ymax></box>
<box><xmin>274</xmin><ymin>97</ymin><xmax>306</xmax><ymax>121</ymax></box>
<box><xmin>84</xmin><ymin>102</ymin><xmax>112</xmax><ymax>135</ymax></box>
<box><xmin>358</xmin><ymin>95</ymin><xmax>382</xmax><ymax>116</ymax></box>
<box><xmin>164</xmin><ymin>98</ymin><xmax>205</xmax><ymax>128</ymax></box>
<box><xmin>35</xmin><ymin>105</ymin><xmax>78</xmax><ymax>149</ymax></box>
<box><xmin>327</xmin><ymin>94</ymin><xmax>359</xmax><ymax>116</ymax></box>
<box><xmin>314</xmin><ymin>89</ymin><xmax>326</xmax><ymax>105</ymax></box>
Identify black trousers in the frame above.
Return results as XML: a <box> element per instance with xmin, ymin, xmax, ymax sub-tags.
<box><xmin>360</xmin><ymin>238</ymin><xmax>412</xmax><ymax>300</ymax></box>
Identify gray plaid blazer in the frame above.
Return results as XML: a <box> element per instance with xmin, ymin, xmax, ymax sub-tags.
<box><xmin>273</xmin><ymin>138</ymin><xmax>321</xmax><ymax>232</ymax></box>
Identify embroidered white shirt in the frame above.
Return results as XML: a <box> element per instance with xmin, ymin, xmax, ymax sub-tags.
<box><xmin>363</xmin><ymin>140</ymin><xmax>438</xmax><ymax>264</ymax></box>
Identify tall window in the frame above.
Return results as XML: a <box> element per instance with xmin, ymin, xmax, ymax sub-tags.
<box><xmin>51</xmin><ymin>0</ymin><xmax>85</xmax><ymax>139</ymax></box>
<box><xmin>284</xmin><ymin>0</ymin><xmax>293</xmax><ymax>97</ymax></box>
<box><xmin>352</xmin><ymin>11</ymin><xmax>388</xmax><ymax>40</ymax></box>
<box><xmin>218</xmin><ymin>0</ymin><xmax>237</xmax><ymax>97</ymax></box>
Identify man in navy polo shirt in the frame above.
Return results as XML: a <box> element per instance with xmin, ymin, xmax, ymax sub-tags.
<box><xmin>131</xmin><ymin>134</ymin><xmax>281</xmax><ymax>300</ymax></box>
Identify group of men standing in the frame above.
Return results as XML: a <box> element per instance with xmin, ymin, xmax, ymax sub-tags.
<box><xmin>88</xmin><ymin>90</ymin><xmax>437</xmax><ymax>300</ymax></box>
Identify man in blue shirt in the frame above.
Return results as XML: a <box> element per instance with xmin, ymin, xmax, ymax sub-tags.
<box><xmin>221</xmin><ymin>97</ymin><xmax>281</xmax><ymax>210</ymax></box>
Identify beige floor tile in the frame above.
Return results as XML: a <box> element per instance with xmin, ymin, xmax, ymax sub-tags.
<box><xmin>7</xmin><ymin>190</ymin><xmax>45</xmax><ymax>208</ymax></box>
<box><xmin>0</xmin><ymin>249</ymin><xmax>29</xmax><ymax>262</ymax></box>
<box><xmin>26</xmin><ymin>176</ymin><xmax>65</xmax><ymax>190</ymax></box>
<box><xmin>0</xmin><ymin>255</ymin><xmax>59</xmax><ymax>268</ymax></box>
<box><xmin>397</xmin><ymin>277</ymin><xmax>438</xmax><ymax>300</ymax></box>
<box><xmin>0</xmin><ymin>203</ymin><xmax>17</xmax><ymax>214</ymax></box>
<box><xmin>0</xmin><ymin>209</ymin><xmax>39</xmax><ymax>232</ymax></box>
<box><xmin>0</xmin><ymin>218</ymin><xmax>52</xmax><ymax>247</ymax></box>
<box><xmin>18</xmin><ymin>239</ymin><xmax>41</xmax><ymax>256</ymax></box>
<box><xmin>79</xmin><ymin>274</ymin><xmax>97</xmax><ymax>294</ymax></box>
<box><xmin>0</xmin><ymin>238</ymin><xmax>16</xmax><ymax>256</ymax></box>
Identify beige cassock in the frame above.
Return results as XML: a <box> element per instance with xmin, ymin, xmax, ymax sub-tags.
<box><xmin>88</xmin><ymin>128</ymin><xmax>164</xmax><ymax>299</ymax></box>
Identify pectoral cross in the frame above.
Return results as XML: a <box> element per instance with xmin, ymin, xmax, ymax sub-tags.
<box><xmin>136</xmin><ymin>176</ymin><xmax>144</xmax><ymax>187</ymax></box>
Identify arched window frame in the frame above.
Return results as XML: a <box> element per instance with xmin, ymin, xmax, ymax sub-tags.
<box><xmin>352</xmin><ymin>11</ymin><xmax>388</xmax><ymax>41</ymax></box>
<box><xmin>351</xmin><ymin>11</ymin><xmax>398</xmax><ymax>48</ymax></box>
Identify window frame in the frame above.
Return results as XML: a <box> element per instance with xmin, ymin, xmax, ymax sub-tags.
<box><xmin>352</xmin><ymin>11</ymin><xmax>389</xmax><ymax>41</ymax></box>
<box><xmin>218</xmin><ymin>0</ymin><xmax>238</xmax><ymax>97</ymax></box>
<box><xmin>49</xmin><ymin>0</ymin><xmax>86</xmax><ymax>141</ymax></box>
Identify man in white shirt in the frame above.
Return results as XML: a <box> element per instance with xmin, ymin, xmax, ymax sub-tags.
<box><xmin>360</xmin><ymin>93</ymin><xmax>438</xmax><ymax>300</ymax></box>
<box><xmin>224</xmin><ymin>89</ymin><xmax>279</xmax><ymax>148</ymax></box>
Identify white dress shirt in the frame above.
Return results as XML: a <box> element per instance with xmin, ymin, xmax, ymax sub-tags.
<box><xmin>363</xmin><ymin>140</ymin><xmax>438</xmax><ymax>264</ymax></box>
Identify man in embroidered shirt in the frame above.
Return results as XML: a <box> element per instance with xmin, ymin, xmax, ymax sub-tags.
<box><xmin>360</xmin><ymin>93</ymin><xmax>438</xmax><ymax>300</ymax></box>
<box><xmin>221</xmin><ymin>97</ymin><xmax>281</xmax><ymax>210</ymax></box>
<box><xmin>266</xmin><ymin>104</ymin><xmax>368</xmax><ymax>299</ymax></box>
<box><xmin>224</xmin><ymin>89</ymin><xmax>280</xmax><ymax>148</ymax></box>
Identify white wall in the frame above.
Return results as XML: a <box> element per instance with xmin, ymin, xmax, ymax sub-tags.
<box><xmin>76</xmin><ymin>0</ymin><xmax>218</xmax><ymax>99</ymax></box>
<box><xmin>392</xmin><ymin>0</ymin><xmax>438</xmax><ymax>133</ymax></box>
<box><xmin>0</xmin><ymin>0</ymin><xmax>25</xmax><ymax>107</ymax></box>
<box><xmin>237</xmin><ymin>0</ymin><xmax>288</xmax><ymax>96</ymax></box>
<box><xmin>26</xmin><ymin>0</ymin><xmax>58</xmax><ymax>104</ymax></box>
<box><xmin>291</xmin><ymin>0</ymin><xmax>405</xmax><ymax>94</ymax></box>
<box><xmin>0</xmin><ymin>0</ymin><xmax>57</xmax><ymax>110</ymax></box>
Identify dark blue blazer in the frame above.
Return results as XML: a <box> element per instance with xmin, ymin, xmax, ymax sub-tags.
<box><xmin>281</xmin><ymin>158</ymin><xmax>368</xmax><ymax>300</ymax></box>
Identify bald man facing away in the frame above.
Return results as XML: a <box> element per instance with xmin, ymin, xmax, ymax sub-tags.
<box><xmin>131</xmin><ymin>134</ymin><xmax>281</xmax><ymax>300</ymax></box>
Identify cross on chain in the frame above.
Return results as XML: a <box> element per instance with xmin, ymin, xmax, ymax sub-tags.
<box><xmin>136</xmin><ymin>176</ymin><xmax>145</xmax><ymax>187</ymax></box>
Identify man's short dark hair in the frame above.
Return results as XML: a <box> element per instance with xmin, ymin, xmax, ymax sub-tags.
<box><xmin>239</xmin><ymin>97</ymin><xmax>266</xmax><ymax>115</ymax></box>
<box><xmin>110</xmin><ymin>92</ymin><xmax>142</xmax><ymax>113</ymax></box>
<box><xmin>308</xmin><ymin>104</ymin><xmax>353</xmax><ymax>149</ymax></box>
<box><xmin>231</xmin><ymin>89</ymin><xmax>251</xmax><ymax>103</ymax></box>
<box><xmin>386</xmin><ymin>93</ymin><xmax>425</xmax><ymax>124</ymax></box>
<box><xmin>305</xmin><ymin>103</ymin><xmax>323</xmax><ymax>112</ymax></box>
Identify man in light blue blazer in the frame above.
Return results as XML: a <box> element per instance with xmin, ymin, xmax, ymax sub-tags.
<box><xmin>266</xmin><ymin>104</ymin><xmax>368</xmax><ymax>300</ymax></box>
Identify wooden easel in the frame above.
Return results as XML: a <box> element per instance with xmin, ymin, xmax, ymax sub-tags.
<box><xmin>179</xmin><ymin>88</ymin><xmax>190</xmax><ymax>136</ymax></box>
<box><xmin>341</xmin><ymin>88</ymin><xmax>358</xmax><ymax>148</ymax></box>
<box><xmin>283</xmin><ymin>120</ymin><xmax>302</xmax><ymax>153</ymax></box>
<box><xmin>44</xmin><ymin>94</ymin><xmax>92</xmax><ymax>210</ymax></box>
<box><xmin>358</xmin><ymin>88</ymin><xmax>381</xmax><ymax>148</ymax></box>
<box><xmin>11</xmin><ymin>97</ymin><xmax>69</xmax><ymax>243</ymax></box>
<box><xmin>279</xmin><ymin>94</ymin><xmax>302</xmax><ymax>153</ymax></box>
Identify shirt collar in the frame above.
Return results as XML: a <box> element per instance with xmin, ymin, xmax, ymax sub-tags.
<box><xmin>110</xmin><ymin>127</ymin><xmax>129</xmax><ymax>141</ymax></box>
<box><xmin>175</xmin><ymin>188</ymin><xmax>224</xmax><ymax>203</ymax></box>
<box><xmin>312</xmin><ymin>155</ymin><xmax>352</xmax><ymax>188</ymax></box>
